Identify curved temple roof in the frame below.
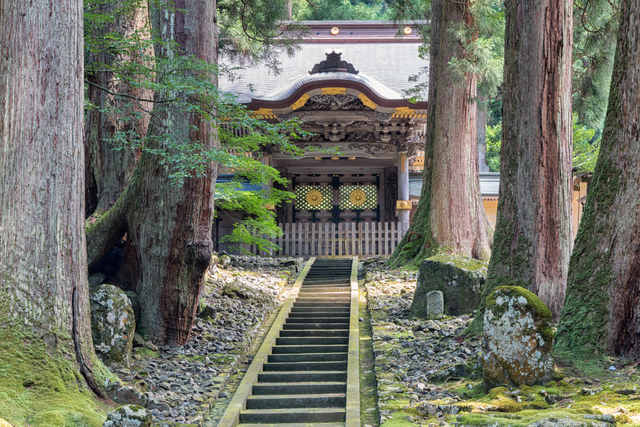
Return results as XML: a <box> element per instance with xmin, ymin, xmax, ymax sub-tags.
<box><xmin>256</xmin><ymin>71</ymin><xmax>403</xmax><ymax>102</ymax></box>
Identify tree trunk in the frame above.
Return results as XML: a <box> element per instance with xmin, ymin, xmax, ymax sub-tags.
<box><xmin>85</xmin><ymin>2</ymin><xmax>154</xmax><ymax>217</ymax></box>
<box><xmin>86</xmin><ymin>0</ymin><xmax>219</xmax><ymax>345</ymax></box>
<box><xmin>0</xmin><ymin>0</ymin><xmax>103</xmax><ymax>397</ymax></box>
<box><xmin>556</xmin><ymin>0</ymin><xmax>640</xmax><ymax>358</ymax></box>
<box><xmin>471</xmin><ymin>0</ymin><xmax>573</xmax><ymax>329</ymax></box>
<box><xmin>388</xmin><ymin>0</ymin><xmax>492</xmax><ymax>268</ymax></box>
<box><xmin>477</xmin><ymin>94</ymin><xmax>489</xmax><ymax>172</ymax></box>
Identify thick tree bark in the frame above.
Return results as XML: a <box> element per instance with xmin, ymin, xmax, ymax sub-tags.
<box><xmin>85</xmin><ymin>2</ymin><xmax>154</xmax><ymax>217</ymax></box>
<box><xmin>388</xmin><ymin>0</ymin><xmax>492</xmax><ymax>268</ymax></box>
<box><xmin>471</xmin><ymin>0</ymin><xmax>573</xmax><ymax>328</ymax></box>
<box><xmin>86</xmin><ymin>0</ymin><xmax>219</xmax><ymax>345</ymax></box>
<box><xmin>556</xmin><ymin>0</ymin><xmax>640</xmax><ymax>358</ymax></box>
<box><xmin>0</xmin><ymin>0</ymin><xmax>103</xmax><ymax>396</ymax></box>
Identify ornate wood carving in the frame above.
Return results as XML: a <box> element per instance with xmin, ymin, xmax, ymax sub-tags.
<box><xmin>309</xmin><ymin>51</ymin><xmax>359</xmax><ymax>75</ymax></box>
<box><xmin>349</xmin><ymin>143</ymin><xmax>396</xmax><ymax>156</ymax></box>
<box><xmin>298</xmin><ymin>94</ymin><xmax>370</xmax><ymax>111</ymax></box>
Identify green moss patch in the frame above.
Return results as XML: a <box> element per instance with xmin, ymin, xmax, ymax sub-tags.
<box><xmin>0</xmin><ymin>327</ymin><xmax>111</xmax><ymax>426</ymax></box>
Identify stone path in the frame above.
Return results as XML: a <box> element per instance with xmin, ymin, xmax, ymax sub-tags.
<box><xmin>216</xmin><ymin>257</ymin><xmax>360</xmax><ymax>427</ymax></box>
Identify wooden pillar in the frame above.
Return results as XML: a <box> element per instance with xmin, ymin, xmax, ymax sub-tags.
<box><xmin>397</xmin><ymin>150</ymin><xmax>410</xmax><ymax>228</ymax></box>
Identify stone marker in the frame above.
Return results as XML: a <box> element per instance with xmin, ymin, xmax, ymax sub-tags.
<box><xmin>411</xmin><ymin>254</ymin><xmax>487</xmax><ymax>317</ymax></box>
<box><xmin>483</xmin><ymin>286</ymin><xmax>554</xmax><ymax>391</ymax></box>
<box><xmin>90</xmin><ymin>284</ymin><xmax>136</xmax><ymax>366</ymax></box>
<box><xmin>426</xmin><ymin>290</ymin><xmax>444</xmax><ymax>318</ymax></box>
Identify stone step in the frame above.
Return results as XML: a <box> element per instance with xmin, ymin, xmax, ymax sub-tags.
<box><xmin>240</xmin><ymin>424</ymin><xmax>344</xmax><ymax>427</ymax></box>
<box><xmin>239</xmin><ymin>407</ymin><xmax>346</xmax><ymax>424</ymax></box>
<box><xmin>298</xmin><ymin>290</ymin><xmax>351</xmax><ymax>295</ymax></box>
<box><xmin>292</xmin><ymin>302</ymin><xmax>350</xmax><ymax>308</ymax></box>
<box><xmin>252</xmin><ymin>381</ymin><xmax>347</xmax><ymax>395</ymax></box>
<box><xmin>291</xmin><ymin>306</ymin><xmax>351</xmax><ymax>314</ymax></box>
<box><xmin>301</xmin><ymin>281</ymin><xmax>350</xmax><ymax>286</ymax></box>
<box><xmin>288</xmin><ymin>312</ymin><xmax>350</xmax><ymax>318</ymax></box>
<box><xmin>262</xmin><ymin>360</ymin><xmax>348</xmax><ymax>372</ymax></box>
<box><xmin>271</xmin><ymin>344</ymin><xmax>349</xmax><ymax>354</ymax></box>
<box><xmin>245</xmin><ymin>393</ymin><xmax>346</xmax><ymax>409</ymax></box>
<box><xmin>257</xmin><ymin>371</ymin><xmax>347</xmax><ymax>383</ymax></box>
<box><xmin>283</xmin><ymin>322</ymin><xmax>350</xmax><ymax>330</ymax></box>
<box><xmin>267</xmin><ymin>352</ymin><xmax>348</xmax><ymax>363</ymax></box>
<box><xmin>298</xmin><ymin>288</ymin><xmax>350</xmax><ymax>293</ymax></box>
<box><xmin>276</xmin><ymin>336</ymin><xmax>349</xmax><ymax>346</ymax></box>
<box><xmin>285</xmin><ymin>317</ymin><xmax>349</xmax><ymax>323</ymax></box>
<box><xmin>296</xmin><ymin>297</ymin><xmax>351</xmax><ymax>303</ymax></box>
<box><xmin>279</xmin><ymin>329</ymin><xmax>349</xmax><ymax>337</ymax></box>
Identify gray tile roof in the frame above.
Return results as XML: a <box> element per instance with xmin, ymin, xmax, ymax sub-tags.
<box><xmin>409</xmin><ymin>172</ymin><xmax>500</xmax><ymax>197</ymax></box>
<box><xmin>220</xmin><ymin>43</ymin><xmax>428</xmax><ymax>103</ymax></box>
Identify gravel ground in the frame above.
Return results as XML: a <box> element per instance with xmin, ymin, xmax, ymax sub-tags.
<box><xmin>363</xmin><ymin>260</ymin><xmax>483</xmax><ymax>426</ymax></box>
<box><xmin>109</xmin><ymin>255</ymin><xmax>302</xmax><ymax>426</ymax></box>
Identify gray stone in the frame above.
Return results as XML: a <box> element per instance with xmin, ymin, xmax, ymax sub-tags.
<box><xmin>483</xmin><ymin>286</ymin><xmax>554</xmax><ymax>391</ymax></box>
<box><xmin>219</xmin><ymin>254</ymin><xmax>231</xmax><ymax>269</ymax></box>
<box><xmin>89</xmin><ymin>272</ymin><xmax>106</xmax><ymax>287</ymax></box>
<box><xmin>426</xmin><ymin>290</ymin><xmax>444</xmax><ymax>318</ymax></box>
<box><xmin>106</xmin><ymin>383</ymin><xmax>148</xmax><ymax>406</ymax></box>
<box><xmin>103</xmin><ymin>404</ymin><xmax>152</xmax><ymax>427</ymax></box>
<box><xmin>410</xmin><ymin>254</ymin><xmax>487</xmax><ymax>317</ymax></box>
<box><xmin>90</xmin><ymin>284</ymin><xmax>136</xmax><ymax>365</ymax></box>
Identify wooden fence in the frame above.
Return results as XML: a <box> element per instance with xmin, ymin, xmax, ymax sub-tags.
<box><xmin>241</xmin><ymin>222</ymin><xmax>409</xmax><ymax>257</ymax></box>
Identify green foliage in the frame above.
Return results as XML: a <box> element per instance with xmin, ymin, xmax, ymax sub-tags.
<box><xmin>401</xmin><ymin>0</ymin><xmax>505</xmax><ymax>103</ymax></box>
<box><xmin>573</xmin><ymin>121</ymin><xmax>600</xmax><ymax>173</ymax></box>
<box><xmin>294</xmin><ymin>0</ymin><xmax>391</xmax><ymax>20</ymax></box>
<box><xmin>483</xmin><ymin>119</ymin><xmax>601</xmax><ymax>173</ymax></box>
<box><xmin>485</xmin><ymin>123</ymin><xmax>501</xmax><ymax>172</ymax></box>
<box><xmin>215</xmin><ymin>181</ymin><xmax>294</xmax><ymax>255</ymax></box>
<box><xmin>84</xmin><ymin>0</ymin><xmax>311</xmax><ymax>249</ymax></box>
<box><xmin>218</xmin><ymin>0</ymin><xmax>306</xmax><ymax>70</ymax></box>
<box><xmin>573</xmin><ymin>0</ymin><xmax>619</xmax><ymax>131</ymax></box>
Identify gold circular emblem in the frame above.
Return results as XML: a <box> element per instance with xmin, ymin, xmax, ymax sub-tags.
<box><xmin>330</xmin><ymin>27</ymin><xmax>340</xmax><ymax>35</ymax></box>
<box><xmin>403</xmin><ymin>26</ymin><xmax>412</xmax><ymax>35</ymax></box>
<box><xmin>306</xmin><ymin>189</ymin><xmax>323</xmax><ymax>207</ymax></box>
<box><xmin>350</xmin><ymin>189</ymin><xmax>367</xmax><ymax>207</ymax></box>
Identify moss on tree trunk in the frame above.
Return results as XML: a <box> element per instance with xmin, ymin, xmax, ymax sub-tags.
<box><xmin>467</xmin><ymin>0</ymin><xmax>574</xmax><ymax>334</ymax></box>
<box><xmin>556</xmin><ymin>0</ymin><xmax>640</xmax><ymax>358</ymax></box>
<box><xmin>388</xmin><ymin>0</ymin><xmax>492</xmax><ymax>269</ymax></box>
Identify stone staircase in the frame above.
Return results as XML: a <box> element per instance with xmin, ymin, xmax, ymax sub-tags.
<box><xmin>217</xmin><ymin>257</ymin><xmax>359</xmax><ymax>427</ymax></box>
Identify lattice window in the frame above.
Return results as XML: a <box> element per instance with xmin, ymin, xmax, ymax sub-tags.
<box><xmin>339</xmin><ymin>185</ymin><xmax>377</xmax><ymax>210</ymax></box>
<box><xmin>295</xmin><ymin>185</ymin><xmax>332</xmax><ymax>210</ymax></box>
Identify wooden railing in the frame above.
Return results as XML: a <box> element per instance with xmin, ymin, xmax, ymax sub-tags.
<box><xmin>240</xmin><ymin>222</ymin><xmax>409</xmax><ymax>257</ymax></box>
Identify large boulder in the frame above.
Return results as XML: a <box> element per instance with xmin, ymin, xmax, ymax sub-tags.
<box><xmin>483</xmin><ymin>286</ymin><xmax>554</xmax><ymax>391</ymax></box>
<box><xmin>102</xmin><ymin>405</ymin><xmax>152</xmax><ymax>427</ymax></box>
<box><xmin>90</xmin><ymin>284</ymin><xmax>136</xmax><ymax>366</ymax></box>
<box><xmin>410</xmin><ymin>254</ymin><xmax>488</xmax><ymax>317</ymax></box>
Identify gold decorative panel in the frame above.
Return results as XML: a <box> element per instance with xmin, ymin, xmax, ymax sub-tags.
<box><xmin>358</xmin><ymin>93</ymin><xmax>377</xmax><ymax>110</ymax></box>
<box><xmin>321</xmin><ymin>87</ymin><xmax>347</xmax><ymax>95</ymax></box>
<box><xmin>339</xmin><ymin>185</ymin><xmax>377</xmax><ymax>210</ymax></box>
<box><xmin>295</xmin><ymin>185</ymin><xmax>332</xmax><ymax>210</ymax></box>
<box><xmin>396</xmin><ymin>200</ymin><xmax>411</xmax><ymax>210</ymax></box>
<box><xmin>290</xmin><ymin>93</ymin><xmax>310</xmax><ymax>111</ymax></box>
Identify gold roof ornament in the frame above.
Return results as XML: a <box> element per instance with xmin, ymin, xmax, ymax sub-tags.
<box><xmin>331</xmin><ymin>27</ymin><xmax>340</xmax><ymax>35</ymax></box>
<box><xmin>403</xmin><ymin>27</ymin><xmax>412</xmax><ymax>35</ymax></box>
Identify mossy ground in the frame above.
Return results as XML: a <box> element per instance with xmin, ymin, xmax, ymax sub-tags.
<box><xmin>0</xmin><ymin>327</ymin><xmax>113</xmax><ymax>427</ymax></box>
<box><xmin>368</xmin><ymin>265</ymin><xmax>640</xmax><ymax>427</ymax></box>
<box><xmin>360</xmin><ymin>282</ymin><xmax>381</xmax><ymax>426</ymax></box>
